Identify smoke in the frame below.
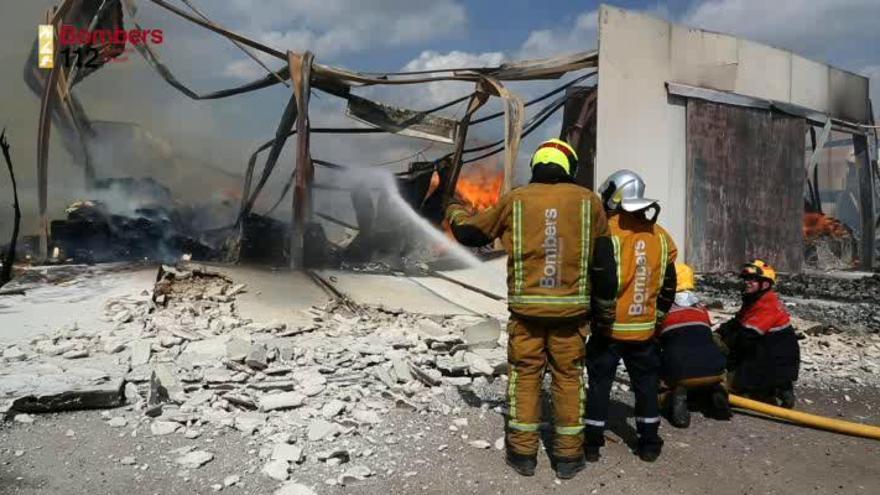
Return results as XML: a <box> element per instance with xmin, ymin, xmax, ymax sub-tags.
<box><xmin>319</xmin><ymin>165</ymin><xmax>480</xmax><ymax>267</ymax></box>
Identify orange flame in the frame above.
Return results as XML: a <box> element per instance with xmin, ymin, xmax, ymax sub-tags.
<box><xmin>427</xmin><ymin>163</ymin><xmax>504</xmax><ymax>251</ymax></box>
<box><xmin>455</xmin><ymin>163</ymin><xmax>504</xmax><ymax>212</ymax></box>
<box><xmin>803</xmin><ymin>212</ymin><xmax>851</xmax><ymax>240</ymax></box>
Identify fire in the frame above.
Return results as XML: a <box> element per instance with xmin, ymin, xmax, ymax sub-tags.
<box><xmin>426</xmin><ymin>163</ymin><xmax>504</xmax><ymax>253</ymax></box>
<box><xmin>803</xmin><ymin>212</ymin><xmax>851</xmax><ymax>240</ymax></box>
<box><xmin>454</xmin><ymin>163</ymin><xmax>504</xmax><ymax>212</ymax></box>
<box><xmin>428</xmin><ymin>162</ymin><xmax>504</xmax><ymax>213</ymax></box>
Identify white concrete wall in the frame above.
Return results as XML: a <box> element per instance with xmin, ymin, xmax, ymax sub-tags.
<box><xmin>595</xmin><ymin>5</ymin><xmax>870</xmax><ymax>261</ymax></box>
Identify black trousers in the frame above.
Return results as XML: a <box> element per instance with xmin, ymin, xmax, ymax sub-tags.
<box><xmin>585</xmin><ymin>336</ymin><xmax>662</xmax><ymax>447</ymax></box>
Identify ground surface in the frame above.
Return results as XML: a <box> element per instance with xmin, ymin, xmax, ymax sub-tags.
<box><xmin>1</xmin><ymin>264</ymin><xmax>879</xmax><ymax>494</ymax></box>
<box><xmin>1</xmin><ymin>386</ymin><xmax>878</xmax><ymax>495</ymax></box>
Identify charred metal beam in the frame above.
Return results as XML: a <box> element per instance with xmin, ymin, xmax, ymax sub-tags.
<box><xmin>854</xmin><ymin>133</ymin><xmax>877</xmax><ymax>270</ymax></box>
<box><xmin>289</xmin><ymin>51</ymin><xmax>314</xmax><ymax>268</ymax></box>
<box><xmin>238</xmin><ymin>93</ymin><xmax>298</xmax><ymax>225</ymax></box>
<box><xmin>1</xmin><ymin>129</ymin><xmax>21</xmax><ymax>287</ymax></box>
<box><xmin>441</xmin><ymin>85</ymin><xmax>490</xmax><ymax>210</ymax></box>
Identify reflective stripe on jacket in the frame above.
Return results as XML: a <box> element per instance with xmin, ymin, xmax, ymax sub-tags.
<box><xmin>608</xmin><ymin>213</ymin><xmax>677</xmax><ymax>341</ymax></box>
<box><xmin>446</xmin><ymin>182</ymin><xmax>613</xmax><ymax>319</ymax></box>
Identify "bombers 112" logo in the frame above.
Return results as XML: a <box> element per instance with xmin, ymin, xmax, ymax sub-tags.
<box><xmin>38</xmin><ymin>24</ymin><xmax>165</xmax><ymax>69</ymax></box>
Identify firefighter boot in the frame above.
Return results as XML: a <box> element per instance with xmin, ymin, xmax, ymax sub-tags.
<box><xmin>505</xmin><ymin>449</ymin><xmax>537</xmax><ymax>477</ymax></box>
<box><xmin>555</xmin><ymin>455</ymin><xmax>586</xmax><ymax>480</ymax></box>
<box><xmin>636</xmin><ymin>422</ymin><xmax>663</xmax><ymax>462</ymax></box>
<box><xmin>777</xmin><ymin>383</ymin><xmax>796</xmax><ymax>409</ymax></box>
<box><xmin>710</xmin><ymin>384</ymin><xmax>732</xmax><ymax>420</ymax></box>
<box><xmin>584</xmin><ymin>426</ymin><xmax>604</xmax><ymax>462</ymax></box>
<box><xmin>669</xmin><ymin>385</ymin><xmax>690</xmax><ymax>428</ymax></box>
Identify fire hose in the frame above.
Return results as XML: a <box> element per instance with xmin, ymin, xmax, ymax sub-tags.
<box><xmin>728</xmin><ymin>394</ymin><xmax>880</xmax><ymax>441</ymax></box>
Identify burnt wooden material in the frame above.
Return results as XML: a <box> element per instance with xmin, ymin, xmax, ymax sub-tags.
<box><xmin>686</xmin><ymin>100</ymin><xmax>805</xmax><ymax>272</ymax></box>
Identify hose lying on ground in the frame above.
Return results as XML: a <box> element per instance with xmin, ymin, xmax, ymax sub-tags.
<box><xmin>729</xmin><ymin>394</ymin><xmax>880</xmax><ymax>441</ymax></box>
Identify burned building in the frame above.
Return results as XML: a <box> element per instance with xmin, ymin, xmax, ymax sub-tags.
<box><xmin>23</xmin><ymin>2</ymin><xmax>878</xmax><ymax>275</ymax></box>
<box><xmin>572</xmin><ymin>6</ymin><xmax>878</xmax><ymax>273</ymax></box>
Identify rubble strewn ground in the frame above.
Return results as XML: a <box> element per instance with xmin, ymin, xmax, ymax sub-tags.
<box><xmin>2</xmin><ymin>264</ymin><xmax>510</xmax><ymax>492</ymax></box>
<box><xmin>1</xmin><ymin>264</ymin><xmax>879</xmax><ymax>493</ymax></box>
<box><xmin>699</xmin><ymin>271</ymin><xmax>880</xmax><ymax>333</ymax></box>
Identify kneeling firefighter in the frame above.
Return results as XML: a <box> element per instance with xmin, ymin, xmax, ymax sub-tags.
<box><xmin>717</xmin><ymin>259</ymin><xmax>800</xmax><ymax>407</ymax></box>
<box><xmin>657</xmin><ymin>263</ymin><xmax>730</xmax><ymax>428</ymax></box>
<box><xmin>444</xmin><ymin>139</ymin><xmax>617</xmax><ymax>479</ymax></box>
<box><xmin>586</xmin><ymin>170</ymin><xmax>677</xmax><ymax>462</ymax></box>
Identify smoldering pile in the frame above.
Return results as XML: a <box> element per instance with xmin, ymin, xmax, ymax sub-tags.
<box><xmin>50</xmin><ymin>178</ymin><xmax>219</xmax><ymax>264</ymax></box>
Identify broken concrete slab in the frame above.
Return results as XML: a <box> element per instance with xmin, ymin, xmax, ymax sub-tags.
<box><xmin>246</xmin><ymin>343</ymin><xmax>268</xmax><ymax>370</ymax></box>
<box><xmin>203</xmin><ymin>367</ymin><xmax>242</xmax><ymax>384</ymax></box>
<box><xmin>0</xmin><ymin>358</ymin><xmax>125</xmax><ymax>413</ymax></box>
<box><xmin>351</xmin><ymin>409</ymin><xmax>382</xmax><ymax>424</ymax></box>
<box><xmin>373</xmin><ymin>367</ymin><xmax>396</xmax><ymax>388</ymax></box>
<box><xmin>259</xmin><ymin>392</ymin><xmax>306</xmax><ymax>412</ymax></box>
<box><xmin>262</xmin><ymin>459</ymin><xmax>290</xmax><ymax>481</ymax></box>
<box><xmin>409</xmin><ymin>363</ymin><xmax>442</xmax><ymax>387</ymax></box>
<box><xmin>416</xmin><ymin>318</ymin><xmax>446</xmax><ymax>337</ymax></box>
<box><xmin>226</xmin><ymin>336</ymin><xmax>252</xmax><ymax>362</ymax></box>
<box><xmin>274</xmin><ymin>482</ymin><xmax>318</xmax><ymax>495</ymax></box>
<box><xmin>151</xmin><ymin>420</ymin><xmax>181</xmax><ymax>436</ymax></box>
<box><xmin>3</xmin><ymin>346</ymin><xmax>28</xmax><ymax>362</ymax></box>
<box><xmin>62</xmin><ymin>349</ymin><xmax>89</xmax><ymax>360</ymax></box>
<box><xmin>234</xmin><ymin>412</ymin><xmax>268</xmax><ymax>434</ymax></box>
<box><xmin>103</xmin><ymin>339</ymin><xmax>127</xmax><ymax>355</ymax></box>
<box><xmin>175</xmin><ymin>450</ymin><xmax>214</xmax><ymax>469</ymax></box>
<box><xmin>130</xmin><ymin>340</ymin><xmax>153</xmax><ymax>366</ymax></box>
<box><xmin>148</xmin><ymin>365</ymin><xmax>183</xmax><ymax>405</ymax></box>
<box><xmin>436</xmin><ymin>356</ymin><xmax>469</xmax><ymax>377</ymax></box>
<box><xmin>107</xmin><ymin>416</ymin><xmax>127</xmax><ymax>428</ymax></box>
<box><xmin>307</xmin><ymin>419</ymin><xmax>340</xmax><ymax>441</ymax></box>
<box><xmin>124</xmin><ymin>383</ymin><xmax>141</xmax><ymax>403</ymax></box>
<box><xmin>271</xmin><ymin>443</ymin><xmax>304</xmax><ymax>464</ymax></box>
<box><xmin>463</xmin><ymin>318</ymin><xmax>502</xmax><ymax>349</ymax></box>
<box><xmin>390</xmin><ymin>354</ymin><xmax>413</xmax><ymax>383</ymax></box>
<box><xmin>180</xmin><ymin>336</ymin><xmax>229</xmax><ymax>365</ymax></box>
<box><xmin>321</xmin><ymin>399</ymin><xmax>346</xmax><ymax>420</ymax></box>
<box><xmin>338</xmin><ymin>465</ymin><xmax>373</xmax><ymax>485</ymax></box>
<box><xmin>463</xmin><ymin>352</ymin><xmax>494</xmax><ymax>376</ymax></box>
<box><xmin>249</xmin><ymin>380</ymin><xmax>297</xmax><ymax>392</ymax></box>
<box><xmin>224</xmin><ymin>392</ymin><xmax>257</xmax><ymax>410</ymax></box>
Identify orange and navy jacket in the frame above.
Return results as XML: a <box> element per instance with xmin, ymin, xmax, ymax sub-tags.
<box><xmin>656</xmin><ymin>304</ymin><xmax>712</xmax><ymax>337</ymax></box>
<box><xmin>607</xmin><ymin>212</ymin><xmax>677</xmax><ymax>341</ymax></box>
<box><xmin>657</xmin><ymin>302</ymin><xmax>726</xmax><ymax>382</ymax></box>
<box><xmin>734</xmin><ymin>290</ymin><xmax>791</xmax><ymax>335</ymax></box>
<box><xmin>717</xmin><ymin>289</ymin><xmax>799</xmax><ymax>389</ymax></box>
<box><xmin>445</xmin><ymin>174</ymin><xmax>617</xmax><ymax>321</ymax></box>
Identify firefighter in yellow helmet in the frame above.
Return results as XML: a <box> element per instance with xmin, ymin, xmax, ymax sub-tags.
<box><xmin>717</xmin><ymin>259</ymin><xmax>800</xmax><ymax>408</ymax></box>
<box><xmin>444</xmin><ymin>138</ymin><xmax>617</xmax><ymax>479</ymax></box>
<box><xmin>657</xmin><ymin>263</ymin><xmax>729</xmax><ymax>428</ymax></box>
<box><xmin>586</xmin><ymin>170</ymin><xmax>677</xmax><ymax>463</ymax></box>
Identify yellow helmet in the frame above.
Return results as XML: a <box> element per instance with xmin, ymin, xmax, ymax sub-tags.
<box><xmin>675</xmin><ymin>263</ymin><xmax>695</xmax><ymax>292</ymax></box>
<box><xmin>741</xmin><ymin>259</ymin><xmax>777</xmax><ymax>284</ymax></box>
<box><xmin>530</xmin><ymin>138</ymin><xmax>578</xmax><ymax>176</ymax></box>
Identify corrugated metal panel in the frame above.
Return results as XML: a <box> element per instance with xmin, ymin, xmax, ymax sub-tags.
<box><xmin>686</xmin><ymin>100</ymin><xmax>805</xmax><ymax>272</ymax></box>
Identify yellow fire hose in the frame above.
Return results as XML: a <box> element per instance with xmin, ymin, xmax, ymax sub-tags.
<box><xmin>729</xmin><ymin>394</ymin><xmax>880</xmax><ymax>440</ymax></box>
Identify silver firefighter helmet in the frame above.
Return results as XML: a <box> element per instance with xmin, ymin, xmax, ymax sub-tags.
<box><xmin>597</xmin><ymin>169</ymin><xmax>660</xmax><ymax>213</ymax></box>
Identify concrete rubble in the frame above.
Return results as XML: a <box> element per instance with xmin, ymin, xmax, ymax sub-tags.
<box><xmin>3</xmin><ymin>262</ymin><xmax>879</xmax><ymax>492</ymax></box>
<box><xmin>0</xmin><ymin>263</ymin><xmax>512</xmax><ymax>491</ymax></box>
